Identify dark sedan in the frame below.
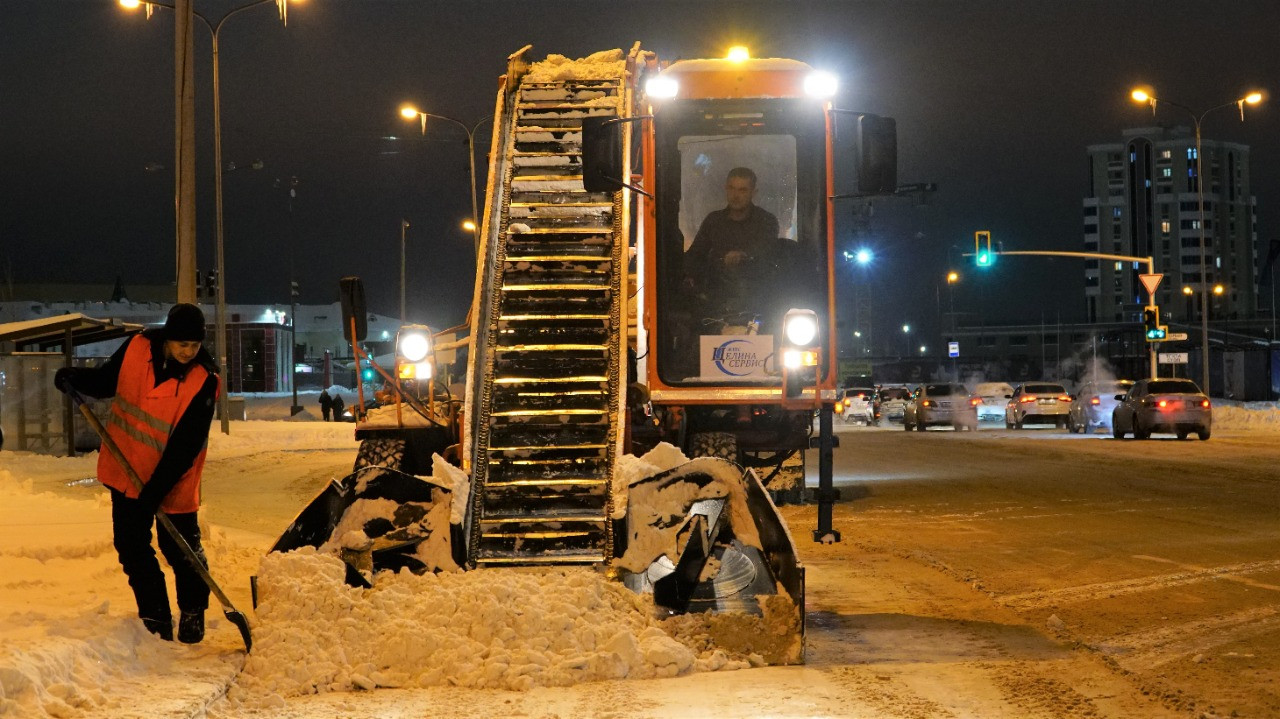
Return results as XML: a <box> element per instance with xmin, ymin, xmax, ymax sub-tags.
<box><xmin>1067</xmin><ymin>379</ymin><xmax>1134</xmax><ymax>434</ymax></box>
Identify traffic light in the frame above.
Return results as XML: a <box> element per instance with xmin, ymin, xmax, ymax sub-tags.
<box><xmin>974</xmin><ymin>230</ymin><xmax>994</xmax><ymax>266</ymax></box>
<box><xmin>1143</xmin><ymin>305</ymin><xmax>1167</xmax><ymax>340</ymax></box>
<box><xmin>290</xmin><ymin>280</ymin><xmax>300</xmax><ymax>300</ymax></box>
<box><xmin>360</xmin><ymin>367</ymin><xmax>376</xmax><ymax>382</ymax></box>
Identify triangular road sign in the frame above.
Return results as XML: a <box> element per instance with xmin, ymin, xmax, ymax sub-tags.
<box><xmin>1139</xmin><ymin>273</ymin><xmax>1163</xmax><ymax>297</ymax></box>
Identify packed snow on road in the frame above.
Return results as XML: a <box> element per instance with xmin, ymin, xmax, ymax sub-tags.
<box><xmin>3</xmin><ymin>392</ymin><xmax>1278</xmax><ymax>718</ymax></box>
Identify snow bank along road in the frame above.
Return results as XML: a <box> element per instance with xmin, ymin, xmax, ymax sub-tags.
<box><xmin>3</xmin><ymin>418</ymin><xmax>1277</xmax><ymax>717</ymax></box>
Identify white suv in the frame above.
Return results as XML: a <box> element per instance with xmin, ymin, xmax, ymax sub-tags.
<box><xmin>837</xmin><ymin>388</ymin><xmax>875</xmax><ymax>425</ymax></box>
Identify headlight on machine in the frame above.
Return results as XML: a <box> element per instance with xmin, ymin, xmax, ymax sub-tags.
<box><xmin>396</xmin><ymin>325</ymin><xmax>432</xmax><ymax>363</ymax></box>
<box><xmin>397</xmin><ymin>361</ymin><xmax>433</xmax><ymax>380</ymax></box>
<box><xmin>784</xmin><ymin>313</ymin><xmax>818</xmax><ymax>346</ymax></box>
<box><xmin>780</xmin><ymin>308</ymin><xmax>821</xmax><ymax>400</ymax></box>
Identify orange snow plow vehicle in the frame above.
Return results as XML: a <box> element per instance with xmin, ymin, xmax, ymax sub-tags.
<box><xmin>265</xmin><ymin>44</ymin><xmax>898</xmax><ymax>665</ymax></box>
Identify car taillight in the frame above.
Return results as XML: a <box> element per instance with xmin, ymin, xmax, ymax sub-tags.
<box><xmin>1201</xmin><ymin>399</ymin><xmax>1211</xmax><ymax>408</ymax></box>
<box><xmin>1157</xmin><ymin>399</ymin><xmax>1169</xmax><ymax>408</ymax></box>
<box><xmin>970</xmin><ymin>397</ymin><xmax>981</xmax><ymax>406</ymax></box>
<box><xmin>834</xmin><ymin>401</ymin><xmax>843</xmax><ymax>412</ymax></box>
<box><xmin>921</xmin><ymin>399</ymin><xmax>934</xmax><ymax>408</ymax></box>
<box><xmin>1090</xmin><ymin>397</ymin><xmax>1100</xmax><ymax>405</ymax></box>
<box><xmin>1057</xmin><ymin>395</ymin><xmax>1071</xmax><ymax>402</ymax></box>
<box><xmin>1019</xmin><ymin>396</ymin><xmax>1037</xmax><ymax>403</ymax></box>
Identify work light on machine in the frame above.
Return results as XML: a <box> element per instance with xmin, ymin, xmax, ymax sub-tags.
<box><xmin>803</xmin><ymin>71</ymin><xmax>838</xmax><ymax>99</ymax></box>
<box><xmin>397</xmin><ymin>327</ymin><xmax>432</xmax><ymax>363</ymax></box>
<box><xmin>784</xmin><ymin>312</ymin><xmax>818</xmax><ymax>346</ymax></box>
<box><xmin>645</xmin><ymin>75</ymin><xmax>679</xmax><ymax>99</ymax></box>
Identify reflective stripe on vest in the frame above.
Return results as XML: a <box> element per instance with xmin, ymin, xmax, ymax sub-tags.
<box><xmin>96</xmin><ymin>335</ymin><xmax>216</xmax><ymax>514</ymax></box>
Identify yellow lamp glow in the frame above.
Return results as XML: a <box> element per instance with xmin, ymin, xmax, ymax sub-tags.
<box><xmin>726</xmin><ymin>46</ymin><xmax>750</xmax><ymax>63</ymax></box>
<box><xmin>1131</xmin><ymin>88</ymin><xmax>1151</xmax><ymax>103</ymax></box>
<box><xmin>1244</xmin><ymin>92</ymin><xmax>1263</xmax><ymax>104</ymax></box>
<box><xmin>1183</xmin><ymin>286</ymin><xmax>1194</xmax><ymax>295</ymax></box>
<box><xmin>462</xmin><ymin>220</ymin><xmax>477</xmax><ymax>232</ymax></box>
<box><xmin>119</xmin><ymin>0</ymin><xmax>142</xmax><ymax>7</ymax></box>
<box><xmin>1213</xmin><ymin>284</ymin><xmax>1225</xmax><ymax>295</ymax></box>
<box><xmin>399</xmin><ymin>105</ymin><xmax>420</xmax><ymax>119</ymax></box>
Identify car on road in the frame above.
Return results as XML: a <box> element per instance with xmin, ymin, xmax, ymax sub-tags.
<box><xmin>1112</xmin><ymin>378</ymin><xmax>1211</xmax><ymax>440</ymax></box>
<box><xmin>1068</xmin><ymin>379</ymin><xmax>1135</xmax><ymax>434</ymax></box>
<box><xmin>836</xmin><ymin>387</ymin><xmax>875</xmax><ymax>424</ymax></box>
<box><xmin>973</xmin><ymin>382</ymin><xmax>1014</xmax><ymax>421</ymax></box>
<box><xmin>1004</xmin><ymin>382</ymin><xmax>1072</xmax><ymax>429</ymax></box>
<box><xmin>875</xmin><ymin>385</ymin><xmax>912</xmax><ymax>424</ymax></box>
<box><xmin>904</xmin><ymin>383</ymin><xmax>979</xmax><ymax>431</ymax></box>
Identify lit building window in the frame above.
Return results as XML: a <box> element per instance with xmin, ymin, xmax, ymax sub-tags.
<box><xmin>1161</xmin><ymin>150</ymin><xmax>1171</xmax><ymax>159</ymax></box>
<box><xmin>1161</xmin><ymin>220</ymin><xmax>1171</xmax><ymax>234</ymax></box>
<box><xmin>1161</xmin><ymin>167</ymin><xmax>1171</xmax><ymax>178</ymax></box>
<box><xmin>1187</xmin><ymin>147</ymin><xmax>1198</xmax><ymax>160</ymax></box>
<box><xmin>1114</xmin><ymin>261</ymin><xmax>1124</xmax><ymax>271</ymax></box>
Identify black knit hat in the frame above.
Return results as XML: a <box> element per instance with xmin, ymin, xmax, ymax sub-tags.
<box><xmin>164</xmin><ymin>303</ymin><xmax>206</xmax><ymax>342</ymax></box>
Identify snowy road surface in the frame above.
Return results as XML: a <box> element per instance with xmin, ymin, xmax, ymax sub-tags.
<box><xmin>2</xmin><ymin>399</ymin><xmax>1278</xmax><ymax>717</ymax></box>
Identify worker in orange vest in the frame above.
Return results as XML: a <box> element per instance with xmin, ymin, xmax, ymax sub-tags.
<box><xmin>55</xmin><ymin>303</ymin><xmax>220</xmax><ymax>643</ymax></box>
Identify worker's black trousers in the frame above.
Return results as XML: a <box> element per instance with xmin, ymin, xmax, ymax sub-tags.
<box><xmin>109</xmin><ymin>489</ymin><xmax>210</xmax><ymax>624</ymax></box>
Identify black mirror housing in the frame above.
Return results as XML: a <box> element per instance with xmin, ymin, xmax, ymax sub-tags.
<box><xmin>581</xmin><ymin>116</ymin><xmax>624</xmax><ymax>193</ymax></box>
<box><xmin>339</xmin><ymin>276</ymin><xmax>368</xmax><ymax>343</ymax></box>
<box><xmin>856</xmin><ymin>114</ymin><xmax>897</xmax><ymax>195</ymax></box>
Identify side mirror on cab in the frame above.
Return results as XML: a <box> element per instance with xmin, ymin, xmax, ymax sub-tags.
<box><xmin>581</xmin><ymin>116</ymin><xmax>624</xmax><ymax>193</ymax></box>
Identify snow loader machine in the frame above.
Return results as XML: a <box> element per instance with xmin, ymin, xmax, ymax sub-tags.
<box><xmin>267</xmin><ymin>44</ymin><xmax>898</xmax><ymax>665</ymax></box>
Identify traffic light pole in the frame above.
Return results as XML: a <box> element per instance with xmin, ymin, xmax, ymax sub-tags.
<box><xmin>966</xmin><ymin>248</ymin><xmax>1158</xmax><ymax>379</ymax></box>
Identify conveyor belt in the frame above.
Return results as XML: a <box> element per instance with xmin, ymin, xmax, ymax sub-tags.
<box><xmin>468</xmin><ymin>74</ymin><xmax>626</xmax><ymax>565</ymax></box>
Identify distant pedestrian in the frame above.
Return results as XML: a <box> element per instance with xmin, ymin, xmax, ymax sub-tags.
<box><xmin>54</xmin><ymin>303</ymin><xmax>219</xmax><ymax>644</ymax></box>
<box><xmin>318</xmin><ymin>389</ymin><xmax>333</xmax><ymax>421</ymax></box>
<box><xmin>331</xmin><ymin>394</ymin><xmax>345</xmax><ymax>421</ymax></box>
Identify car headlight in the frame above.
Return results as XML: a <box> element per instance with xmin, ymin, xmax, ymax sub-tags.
<box><xmin>784</xmin><ymin>313</ymin><xmax>818</xmax><ymax>346</ymax></box>
<box><xmin>397</xmin><ymin>327</ymin><xmax>432</xmax><ymax>363</ymax></box>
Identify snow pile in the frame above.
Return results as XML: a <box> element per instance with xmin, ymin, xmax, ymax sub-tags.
<box><xmin>1212</xmin><ymin>403</ymin><xmax>1280</xmax><ymax>432</ymax></box>
<box><xmin>612</xmin><ymin>441</ymin><xmax>689</xmax><ymax>519</ymax></box>
<box><xmin>222</xmin><ymin>551</ymin><xmax>748</xmax><ymax>709</ymax></box>
<box><xmin>524</xmin><ymin>49</ymin><xmax>626</xmax><ymax>83</ymax></box>
<box><xmin>0</xmin><ymin>467</ymin><xmax>241</xmax><ymax>719</ymax></box>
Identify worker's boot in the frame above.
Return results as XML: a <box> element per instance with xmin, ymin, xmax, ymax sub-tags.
<box><xmin>178</xmin><ymin>610</ymin><xmax>205</xmax><ymax>644</ymax></box>
<box><xmin>141</xmin><ymin>615</ymin><xmax>173</xmax><ymax>641</ymax></box>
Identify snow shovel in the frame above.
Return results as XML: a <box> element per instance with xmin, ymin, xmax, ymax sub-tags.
<box><xmin>69</xmin><ymin>390</ymin><xmax>253</xmax><ymax>652</ymax></box>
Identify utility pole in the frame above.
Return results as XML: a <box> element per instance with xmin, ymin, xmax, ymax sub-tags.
<box><xmin>174</xmin><ymin>0</ymin><xmax>197</xmax><ymax>303</ymax></box>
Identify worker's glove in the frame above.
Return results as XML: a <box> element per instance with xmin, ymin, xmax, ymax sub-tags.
<box><xmin>135</xmin><ymin>481</ymin><xmax>169</xmax><ymax>516</ymax></box>
<box><xmin>53</xmin><ymin>368</ymin><xmax>77</xmax><ymax>395</ymax></box>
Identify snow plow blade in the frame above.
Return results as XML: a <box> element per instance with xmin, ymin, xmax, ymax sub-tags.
<box><xmin>267</xmin><ymin>466</ymin><xmax>458</xmax><ymax>589</ymax></box>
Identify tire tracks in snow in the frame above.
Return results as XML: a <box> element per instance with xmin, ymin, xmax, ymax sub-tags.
<box><xmin>997</xmin><ymin>557</ymin><xmax>1280</xmax><ymax>611</ymax></box>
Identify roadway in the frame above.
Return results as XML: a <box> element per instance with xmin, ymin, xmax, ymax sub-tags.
<box><xmin>781</xmin><ymin>419</ymin><xmax>1280</xmax><ymax>717</ymax></box>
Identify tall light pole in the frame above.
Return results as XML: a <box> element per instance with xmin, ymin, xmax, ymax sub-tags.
<box><xmin>902</xmin><ymin>324</ymin><xmax>911</xmax><ymax>359</ymax></box>
<box><xmin>1131</xmin><ymin>87</ymin><xmax>1263</xmax><ymax>394</ymax></box>
<box><xmin>121</xmin><ymin>0</ymin><xmax>292</xmax><ymax>434</ymax></box>
<box><xmin>400</xmin><ymin>219</ymin><xmax>410</xmax><ymax>322</ymax></box>
<box><xmin>399</xmin><ymin>106</ymin><xmax>492</xmax><ymax>252</ymax></box>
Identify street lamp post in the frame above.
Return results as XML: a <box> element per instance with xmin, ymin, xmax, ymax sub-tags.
<box><xmin>399</xmin><ymin>106</ymin><xmax>492</xmax><ymax>252</ymax></box>
<box><xmin>400</xmin><ymin>219</ymin><xmax>410</xmax><ymax>322</ymax></box>
<box><xmin>1131</xmin><ymin>87</ymin><xmax>1263</xmax><ymax>394</ymax></box>
<box><xmin>902</xmin><ymin>324</ymin><xmax>910</xmax><ymax>359</ymax></box>
<box><xmin>122</xmin><ymin>0</ymin><xmax>292</xmax><ymax>435</ymax></box>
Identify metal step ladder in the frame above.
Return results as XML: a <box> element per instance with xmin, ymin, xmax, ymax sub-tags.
<box><xmin>469</xmin><ymin>76</ymin><xmax>625</xmax><ymax>566</ymax></box>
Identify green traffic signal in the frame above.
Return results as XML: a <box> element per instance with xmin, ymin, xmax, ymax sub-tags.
<box><xmin>1146</xmin><ymin>326</ymin><xmax>1167</xmax><ymax>340</ymax></box>
<box><xmin>976</xmin><ymin>251</ymin><xmax>993</xmax><ymax>267</ymax></box>
<box><xmin>360</xmin><ymin>367</ymin><xmax>376</xmax><ymax>382</ymax></box>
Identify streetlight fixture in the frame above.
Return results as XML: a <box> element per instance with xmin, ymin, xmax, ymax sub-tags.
<box><xmin>121</xmin><ymin>0</ymin><xmax>293</xmax><ymax>435</ymax></box>
<box><xmin>1131</xmin><ymin>85</ymin><xmax>1264</xmax><ymax>393</ymax></box>
<box><xmin>399</xmin><ymin>105</ymin><xmax>491</xmax><ymax>252</ymax></box>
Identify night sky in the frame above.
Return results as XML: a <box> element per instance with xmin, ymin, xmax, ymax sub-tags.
<box><xmin>3</xmin><ymin>0</ymin><xmax>1277</xmax><ymax>350</ymax></box>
